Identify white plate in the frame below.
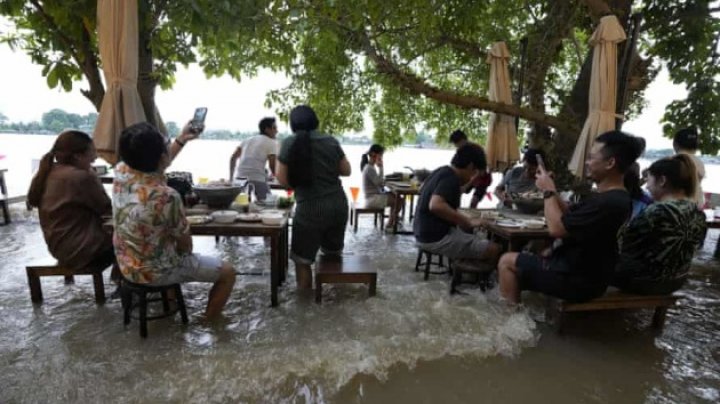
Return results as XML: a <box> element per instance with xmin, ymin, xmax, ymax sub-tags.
<box><xmin>495</xmin><ymin>220</ymin><xmax>523</xmax><ymax>228</ymax></box>
<box><xmin>237</xmin><ymin>213</ymin><xmax>261</xmax><ymax>222</ymax></box>
<box><xmin>187</xmin><ymin>215</ymin><xmax>212</xmax><ymax>225</ymax></box>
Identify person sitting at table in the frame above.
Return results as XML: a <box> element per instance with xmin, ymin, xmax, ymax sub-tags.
<box><xmin>413</xmin><ymin>143</ymin><xmax>501</xmax><ymax>265</ymax></box>
<box><xmin>497</xmin><ymin>130</ymin><xmax>644</xmax><ymax>303</ymax></box>
<box><xmin>27</xmin><ymin>130</ymin><xmax>119</xmax><ymax>281</ymax></box>
<box><xmin>276</xmin><ymin>105</ymin><xmax>351</xmax><ymax>289</ymax></box>
<box><xmin>449</xmin><ymin>129</ymin><xmax>493</xmax><ymax>208</ymax></box>
<box><xmin>614</xmin><ymin>154</ymin><xmax>707</xmax><ymax>295</ymax></box>
<box><xmin>673</xmin><ymin>127</ymin><xmax>705</xmax><ymax>207</ymax></box>
<box><xmin>113</xmin><ymin>122</ymin><xmax>236</xmax><ymax>320</ymax></box>
<box><xmin>624</xmin><ymin>162</ymin><xmax>652</xmax><ymax>219</ymax></box>
<box><xmin>360</xmin><ymin>144</ymin><xmax>400</xmax><ymax>230</ymax></box>
<box><xmin>229</xmin><ymin>117</ymin><xmax>279</xmax><ymax>200</ymax></box>
<box><xmin>494</xmin><ymin>148</ymin><xmax>544</xmax><ymax>207</ymax></box>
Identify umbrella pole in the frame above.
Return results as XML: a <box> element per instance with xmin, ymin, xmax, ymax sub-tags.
<box><xmin>514</xmin><ymin>37</ymin><xmax>529</xmax><ymax>131</ymax></box>
<box><xmin>615</xmin><ymin>13</ymin><xmax>643</xmax><ymax>130</ymax></box>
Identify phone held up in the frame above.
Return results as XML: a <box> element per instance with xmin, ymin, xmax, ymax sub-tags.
<box><xmin>190</xmin><ymin>107</ymin><xmax>208</xmax><ymax>134</ymax></box>
<box><xmin>536</xmin><ymin>154</ymin><xmax>546</xmax><ymax>172</ymax></box>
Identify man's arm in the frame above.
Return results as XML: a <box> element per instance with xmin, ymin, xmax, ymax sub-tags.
<box><xmin>267</xmin><ymin>154</ymin><xmax>277</xmax><ymax>176</ymax></box>
<box><xmin>276</xmin><ymin>161</ymin><xmax>290</xmax><ymax>187</ymax></box>
<box><xmin>535</xmin><ymin>168</ymin><xmax>569</xmax><ymax>238</ymax></box>
<box><xmin>429</xmin><ymin>194</ymin><xmax>485</xmax><ymax>230</ymax></box>
<box><xmin>338</xmin><ymin>156</ymin><xmax>351</xmax><ymax>177</ymax></box>
<box><xmin>169</xmin><ymin>122</ymin><xmax>201</xmax><ymax>162</ymax></box>
<box><xmin>229</xmin><ymin>146</ymin><xmax>242</xmax><ymax>180</ymax></box>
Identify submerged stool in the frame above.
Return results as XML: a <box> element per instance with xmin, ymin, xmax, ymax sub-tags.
<box><xmin>120</xmin><ymin>280</ymin><xmax>188</xmax><ymax>338</ymax></box>
<box><xmin>449</xmin><ymin>259</ymin><xmax>493</xmax><ymax>294</ymax></box>
<box><xmin>414</xmin><ymin>249</ymin><xmax>451</xmax><ymax>281</ymax></box>
<box><xmin>25</xmin><ymin>261</ymin><xmax>108</xmax><ymax>304</ymax></box>
<box><xmin>349</xmin><ymin>202</ymin><xmax>385</xmax><ymax>233</ymax></box>
<box><xmin>315</xmin><ymin>255</ymin><xmax>377</xmax><ymax>303</ymax></box>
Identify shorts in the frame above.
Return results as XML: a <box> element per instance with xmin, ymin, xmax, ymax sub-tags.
<box><xmin>249</xmin><ymin>180</ymin><xmax>270</xmax><ymax>201</ymax></box>
<box><xmin>151</xmin><ymin>254</ymin><xmax>222</xmax><ymax>286</ymax></box>
<box><xmin>416</xmin><ymin>227</ymin><xmax>490</xmax><ymax>260</ymax></box>
<box><xmin>365</xmin><ymin>194</ymin><xmax>388</xmax><ymax>209</ymax></box>
<box><xmin>516</xmin><ymin>253</ymin><xmax>606</xmax><ymax>302</ymax></box>
<box><xmin>292</xmin><ymin>192</ymin><xmax>348</xmax><ymax>264</ymax></box>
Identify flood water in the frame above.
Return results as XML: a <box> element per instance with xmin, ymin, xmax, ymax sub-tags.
<box><xmin>1</xmin><ymin>134</ymin><xmax>720</xmax><ymax>403</ymax></box>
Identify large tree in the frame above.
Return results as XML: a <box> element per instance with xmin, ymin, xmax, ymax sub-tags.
<box><xmin>261</xmin><ymin>0</ymin><xmax>719</xmax><ymax>158</ymax></box>
<box><xmin>1</xmin><ymin>0</ymin><xmax>717</xmax><ymax>160</ymax></box>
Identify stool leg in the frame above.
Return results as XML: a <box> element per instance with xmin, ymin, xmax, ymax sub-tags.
<box><xmin>315</xmin><ymin>276</ymin><xmax>322</xmax><ymax>303</ymax></box>
<box><xmin>26</xmin><ymin>269</ymin><xmax>43</xmax><ymax>303</ymax></box>
<box><xmin>92</xmin><ymin>273</ymin><xmax>106</xmax><ymax>303</ymax></box>
<box><xmin>652</xmin><ymin>306</ymin><xmax>668</xmax><ymax>329</ymax></box>
<box><xmin>354</xmin><ymin>211</ymin><xmax>359</xmax><ymax>233</ymax></box>
<box><xmin>439</xmin><ymin>255</ymin><xmax>444</xmax><ymax>268</ymax></box>
<box><xmin>161</xmin><ymin>289</ymin><xmax>171</xmax><ymax>313</ymax></box>
<box><xmin>374</xmin><ymin>212</ymin><xmax>378</xmax><ymax>228</ymax></box>
<box><xmin>121</xmin><ymin>287</ymin><xmax>132</xmax><ymax>326</ymax></box>
<box><xmin>424</xmin><ymin>252</ymin><xmax>431</xmax><ymax>281</ymax></box>
<box><xmin>369</xmin><ymin>275</ymin><xmax>377</xmax><ymax>297</ymax></box>
<box><xmin>175</xmin><ymin>285</ymin><xmax>189</xmax><ymax>324</ymax></box>
<box><xmin>64</xmin><ymin>275</ymin><xmax>75</xmax><ymax>284</ymax></box>
<box><xmin>415</xmin><ymin>250</ymin><xmax>423</xmax><ymax>272</ymax></box>
<box><xmin>349</xmin><ymin>207</ymin><xmax>353</xmax><ymax>226</ymax></box>
<box><xmin>1</xmin><ymin>200</ymin><xmax>9</xmax><ymax>225</ymax></box>
<box><xmin>380</xmin><ymin>212</ymin><xmax>385</xmax><ymax>231</ymax></box>
<box><xmin>139</xmin><ymin>292</ymin><xmax>148</xmax><ymax>338</ymax></box>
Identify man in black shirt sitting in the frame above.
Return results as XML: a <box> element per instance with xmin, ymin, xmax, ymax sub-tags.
<box><xmin>497</xmin><ymin>130</ymin><xmax>644</xmax><ymax>303</ymax></box>
<box><xmin>414</xmin><ymin>144</ymin><xmax>501</xmax><ymax>265</ymax></box>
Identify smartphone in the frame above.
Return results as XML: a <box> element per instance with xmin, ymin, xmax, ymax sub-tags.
<box><xmin>536</xmin><ymin>154</ymin><xmax>546</xmax><ymax>172</ymax></box>
<box><xmin>190</xmin><ymin>107</ymin><xmax>208</xmax><ymax>133</ymax></box>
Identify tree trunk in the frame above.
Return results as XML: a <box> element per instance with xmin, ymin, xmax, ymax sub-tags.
<box><xmin>136</xmin><ymin>0</ymin><xmax>166</xmax><ymax>134</ymax></box>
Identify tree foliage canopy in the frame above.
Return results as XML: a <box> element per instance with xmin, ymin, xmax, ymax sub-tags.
<box><xmin>1</xmin><ymin>0</ymin><xmax>718</xmax><ymax>155</ymax></box>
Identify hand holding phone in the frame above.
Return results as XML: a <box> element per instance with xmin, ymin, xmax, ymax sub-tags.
<box><xmin>190</xmin><ymin>107</ymin><xmax>207</xmax><ymax>134</ymax></box>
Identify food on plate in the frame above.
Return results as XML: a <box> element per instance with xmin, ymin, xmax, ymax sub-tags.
<box><xmin>186</xmin><ymin>215</ymin><xmax>211</xmax><ymax>225</ymax></box>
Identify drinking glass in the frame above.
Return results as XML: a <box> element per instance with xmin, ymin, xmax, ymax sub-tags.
<box><xmin>350</xmin><ymin>186</ymin><xmax>360</xmax><ymax>202</ymax></box>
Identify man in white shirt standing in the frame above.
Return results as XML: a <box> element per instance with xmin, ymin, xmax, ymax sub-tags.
<box><xmin>229</xmin><ymin>117</ymin><xmax>279</xmax><ymax>200</ymax></box>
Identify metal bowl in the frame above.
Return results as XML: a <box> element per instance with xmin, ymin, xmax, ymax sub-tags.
<box><xmin>193</xmin><ymin>185</ymin><xmax>242</xmax><ymax>209</ymax></box>
<box><xmin>512</xmin><ymin>198</ymin><xmax>545</xmax><ymax>215</ymax></box>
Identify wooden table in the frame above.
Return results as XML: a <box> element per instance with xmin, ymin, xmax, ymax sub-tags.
<box><xmin>460</xmin><ymin>208</ymin><xmax>552</xmax><ymax>251</ymax></box>
<box><xmin>708</xmin><ymin>218</ymin><xmax>720</xmax><ymax>259</ymax></box>
<box><xmin>105</xmin><ymin>214</ymin><xmax>290</xmax><ymax>307</ymax></box>
<box><xmin>385</xmin><ymin>181</ymin><xmax>419</xmax><ymax>234</ymax></box>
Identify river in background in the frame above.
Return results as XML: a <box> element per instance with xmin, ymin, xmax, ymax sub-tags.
<box><xmin>1</xmin><ymin>133</ymin><xmax>719</xmax><ymax>403</ymax></box>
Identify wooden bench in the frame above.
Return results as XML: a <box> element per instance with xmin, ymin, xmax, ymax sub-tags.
<box><xmin>546</xmin><ymin>288</ymin><xmax>680</xmax><ymax>332</ymax></box>
<box><xmin>26</xmin><ymin>262</ymin><xmax>109</xmax><ymax>304</ymax></box>
<box><xmin>349</xmin><ymin>202</ymin><xmax>385</xmax><ymax>233</ymax></box>
<box><xmin>315</xmin><ymin>255</ymin><xmax>377</xmax><ymax>303</ymax></box>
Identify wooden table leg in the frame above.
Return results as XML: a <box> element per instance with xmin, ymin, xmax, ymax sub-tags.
<box><xmin>392</xmin><ymin>192</ymin><xmax>401</xmax><ymax>234</ymax></box>
<box><xmin>714</xmin><ymin>237</ymin><xmax>720</xmax><ymax>260</ymax></box>
<box><xmin>270</xmin><ymin>234</ymin><xmax>279</xmax><ymax>307</ymax></box>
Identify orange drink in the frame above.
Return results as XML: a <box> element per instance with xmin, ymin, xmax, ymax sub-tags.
<box><xmin>350</xmin><ymin>186</ymin><xmax>360</xmax><ymax>202</ymax></box>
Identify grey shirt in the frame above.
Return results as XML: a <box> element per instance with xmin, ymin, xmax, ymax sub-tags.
<box><xmin>362</xmin><ymin>164</ymin><xmax>384</xmax><ymax>196</ymax></box>
<box><xmin>499</xmin><ymin>166</ymin><xmax>537</xmax><ymax>194</ymax></box>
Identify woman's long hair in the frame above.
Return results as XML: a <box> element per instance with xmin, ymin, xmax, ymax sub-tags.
<box><xmin>624</xmin><ymin>162</ymin><xmax>644</xmax><ymax>200</ymax></box>
<box><xmin>287</xmin><ymin>105</ymin><xmax>319</xmax><ymax>188</ymax></box>
<box><xmin>647</xmin><ymin>154</ymin><xmax>699</xmax><ymax>198</ymax></box>
<box><xmin>27</xmin><ymin>130</ymin><xmax>93</xmax><ymax>208</ymax></box>
<box><xmin>360</xmin><ymin>144</ymin><xmax>385</xmax><ymax>171</ymax></box>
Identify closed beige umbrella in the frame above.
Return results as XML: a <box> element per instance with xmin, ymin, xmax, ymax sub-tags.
<box><xmin>93</xmin><ymin>0</ymin><xmax>146</xmax><ymax>164</ymax></box>
<box><xmin>568</xmin><ymin>15</ymin><xmax>626</xmax><ymax>177</ymax></box>
<box><xmin>486</xmin><ymin>41</ymin><xmax>520</xmax><ymax>172</ymax></box>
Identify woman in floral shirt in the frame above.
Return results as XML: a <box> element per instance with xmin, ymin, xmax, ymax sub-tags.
<box><xmin>113</xmin><ymin>122</ymin><xmax>236</xmax><ymax>319</ymax></box>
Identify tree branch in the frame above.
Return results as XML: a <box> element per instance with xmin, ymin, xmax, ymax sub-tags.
<box><xmin>355</xmin><ymin>30</ymin><xmax>579</xmax><ymax>135</ymax></box>
<box><xmin>28</xmin><ymin>0</ymin><xmax>82</xmax><ymax>62</ymax></box>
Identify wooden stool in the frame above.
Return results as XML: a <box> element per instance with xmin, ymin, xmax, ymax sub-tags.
<box><xmin>349</xmin><ymin>203</ymin><xmax>385</xmax><ymax>233</ymax></box>
<box><xmin>315</xmin><ymin>255</ymin><xmax>377</xmax><ymax>303</ymax></box>
<box><xmin>546</xmin><ymin>288</ymin><xmax>680</xmax><ymax>333</ymax></box>
<box><xmin>449</xmin><ymin>259</ymin><xmax>493</xmax><ymax>294</ymax></box>
<box><xmin>26</xmin><ymin>262</ymin><xmax>108</xmax><ymax>303</ymax></box>
<box><xmin>120</xmin><ymin>280</ymin><xmax>188</xmax><ymax>338</ymax></box>
<box><xmin>414</xmin><ymin>249</ymin><xmax>450</xmax><ymax>281</ymax></box>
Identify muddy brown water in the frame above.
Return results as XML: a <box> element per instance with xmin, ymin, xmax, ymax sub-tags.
<box><xmin>1</xmin><ymin>209</ymin><xmax>719</xmax><ymax>403</ymax></box>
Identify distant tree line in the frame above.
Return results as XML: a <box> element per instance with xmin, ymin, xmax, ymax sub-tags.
<box><xmin>0</xmin><ymin>108</ymin><xmax>438</xmax><ymax>146</ymax></box>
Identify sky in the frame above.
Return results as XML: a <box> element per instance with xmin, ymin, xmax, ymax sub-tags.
<box><xmin>0</xmin><ymin>42</ymin><xmax>684</xmax><ymax>150</ymax></box>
